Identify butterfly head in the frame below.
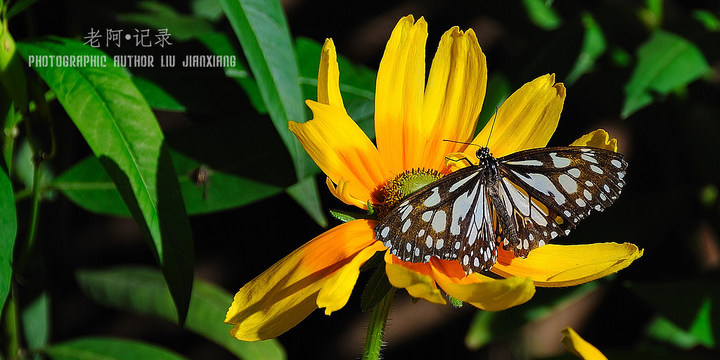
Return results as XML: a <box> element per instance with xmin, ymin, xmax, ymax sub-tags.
<box><xmin>475</xmin><ymin>147</ymin><xmax>493</xmax><ymax>162</ymax></box>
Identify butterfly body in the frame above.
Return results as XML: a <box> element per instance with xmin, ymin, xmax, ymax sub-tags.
<box><xmin>375</xmin><ymin>146</ymin><xmax>628</xmax><ymax>275</ymax></box>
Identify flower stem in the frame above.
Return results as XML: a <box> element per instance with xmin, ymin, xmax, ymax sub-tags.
<box><xmin>362</xmin><ymin>287</ymin><xmax>395</xmax><ymax>360</ymax></box>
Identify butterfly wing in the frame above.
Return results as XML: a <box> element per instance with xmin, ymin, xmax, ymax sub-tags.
<box><xmin>496</xmin><ymin>146</ymin><xmax>628</xmax><ymax>257</ymax></box>
<box><xmin>374</xmin><ymin>165</ymin><xmax>499</xmax><ymax>274</ymax></box>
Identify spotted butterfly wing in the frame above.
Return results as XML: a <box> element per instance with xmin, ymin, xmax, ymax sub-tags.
<box><xmin>374</xmin><ymin>146</ymin><xmax>628</xmax><ymax>275</ymax></box>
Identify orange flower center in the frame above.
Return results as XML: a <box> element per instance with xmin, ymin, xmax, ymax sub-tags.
<box><xmin>375</xmin><ymin>168</ymin><xmax>442</xmax><ymax>219</ymax></box>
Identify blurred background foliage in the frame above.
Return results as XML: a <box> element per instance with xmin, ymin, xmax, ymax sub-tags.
<box><xmin>1</xmin><ymin>0</ymin><xmax>719</xmax><ymax>359</ymax></box>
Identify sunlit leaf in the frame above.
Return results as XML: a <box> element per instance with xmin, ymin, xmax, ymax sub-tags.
<box><xmin>621</xmin><ymin>31</ymin><xmax>710</xmax><ymax>118</ymax></box>
<box><xmin>220</xmin><ymin>0</ymin><xmax>326</xmax><ymax>225</ymax></box>
<box><xmin>76</xmin><ymin>267</ymin><xmax>286</xmax><ymax>360</ymax></box>
<box><xmin>43</xmin><ymin>337</ymin><xmax>188</xmax><ymax>360</ymax></box>
<box><xmin>17</xmin><ymin>38</ymin><xmax>194</xmax><ymax>323</ymax></box>
<box><xmin>0</xmin><ymin>167</ymin><xmax>16</xmax><ymax>313</ymax></box>
<box><xmin>566</xmin><ymin>12</ymin><xmax>607</xmax><ymax>85</ymax></box>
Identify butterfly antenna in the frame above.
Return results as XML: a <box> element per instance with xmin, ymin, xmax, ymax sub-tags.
<box><xmin>485</xmin><ymin>106</ymin><xmax>499</xmax><ymax>148</ymax></box>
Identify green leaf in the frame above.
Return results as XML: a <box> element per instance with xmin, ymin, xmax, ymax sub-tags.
<box><xmin>0</xmin><ymin>167</ymin><xmax>16</xmax><ymax>312</ymax></box>
<box><xmin>0</xmin><ymin>20</ymin><xmax>29</xmax><ymax>113</ymax></box>
<box><xmin>192</xmin><ymin>0</ymin><xmax>224</xmax><ymax>22</ymax></box>
<box><xmin>220</xmin><ymin>0</ymin><xmax>327</xmax><ymax>225</ymax></box>
<box><xmin>521</xmin><ymin>0</ymin><xmax>562</xmax><ymax>31</ymax></box>
<box><xmin>43</xmin><ymin>337</ymin><xmax>189</xmax><ymax>360</ymax></box>
<box><xmin>219</xmin><ymin>0</ymin><xmax>314</xmax><ymax>178</ymax></box>
<box><xmin>131</xmin><ymin>77</ymin><xmax>186</xmax><ymax>112</ymax></box>
<box><xmin>693</xmin><ymin>10</ymin><xmax>720</xmax><ymax>32</ymax></box>
<box><xmin>628</xmin><ymin>281</ymin><xmax>719</xmax><ymax>348</ymax></box>
<box><xmin>6</xmin><ymin>0</ymin><xmax>40</xmax><ymax>19</ymax></box>
<box><xmin>295</xmin><ymin>37</ymin><xmax>376</xmax><ymax>138</ymax></box>
<box><xmin>360</xmin><ymin>267</ymin><xmax>393</xmax><ymax>312</ymax></box>
<box><xmin>566</xmin><ymin>13</ymin><xmax>607</xmax><ymax>85</ymax></box>
<box><xmin>285</xmin><ymin>176</ymin><xmax>327</xmax><ymax>227</ymax></box>
<box><xmin>17</xmin><ymin>38</ymin><xmax>194</xmax><ymax>323</ymax></box>
<box><xmin>22</xmin><ymin>292</ymin><xmax>50</xmax><ymax>351</ymax></box>
<box><xmin>647</xmin><ymin>316</ymin><xmax>703</xmax><ymax>349</ymax></box>
<box><xmin>54</xmin><ymin>149</ymin><xmax>286</xmax><ymax>216</ymax></box>
<box><xmin>639</xmin><ymin>0</ymin><xmax>664</xmax><ymax>29</ymax></box>
<box><xmin>621</xmin><ymin>31</ymin><xmax>710</xmax><ymax>118</ymax></box>
<box><xmin>76</xmin><ymin>267</ymin><xmax>286</xmax><ymax>360</ymax></box>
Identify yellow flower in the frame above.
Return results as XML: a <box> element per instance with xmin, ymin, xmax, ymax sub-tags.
<box><xmin>225</xmin><ymin>15</ymin><xmax>643</xmax><ymax>341</ymax></box>
<box><xmin>562</xmin><ymin>327</ymin><xmax>608</xmax><ymax>360</ymax></box>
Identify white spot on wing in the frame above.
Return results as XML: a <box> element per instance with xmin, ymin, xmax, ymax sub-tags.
<box><xmin>449</xmin><ymin>172</ymin><xmax>478</xmax><ymax>193</ymax></box>
<box><xmin>512</xmin><ymin>171</ymin><xmax>566</xmax><ymax>205</ymax></box>
<box><xmin>424</xmin><ymin>188</ymin><xmax>441</xmax><ymax>207</ymax></box>
<box><xmin>401</xmin><ymin>219</ymin><xmax>412</xmax><ymax>232</ymax></box>
<box><xmin>550</xmin><ymin>153</ymin><xmax>571</xmax><ymax>168</ymax></box>
<box><xmin>400</xmin><ymin>205</ymin><xmax>413</xmax><ymax>221</ymax></box>
<box><xmin>432</xmin><ymin>210</ymin><xmax>447</xmax><ymax>232</ymax></box>
<box><xmin>558</xmin><ymin>174</ymin><xmax>578</xmax><ymax>194</ymax></box>
<box><xmin>506</xmin><ymin>159</ymin><xmax>544</xmax><ymax>166</ymax></box>
<box><xmin>581</xmin><ymin>153</ymin><xmax>598</xmax><ymax>164</ymax></box>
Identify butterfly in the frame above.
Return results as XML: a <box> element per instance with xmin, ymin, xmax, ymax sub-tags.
<box><xmin>374</xmin><ymin>145</ymin><xmax>628</xmax><ymax>275</ymax></box>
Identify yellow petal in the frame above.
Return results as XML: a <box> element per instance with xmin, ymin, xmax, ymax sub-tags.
<box><xmin>317</xmin><ymin>241</ymin><xmax>386</xmax><ymax>314</ymax></box>
<box><xmin>561</xmin><ymin>327</ymin><xmax>608</xmax><ymax>360</ymax></box>
<box><xmin>317</xmin><ymin>38</ymin><xmax>344</xmax><ymax>107</ymax></box>
<box><xmin>570</xmin><ymin>129</ymin><xmax>618</xmax><ymax>152</ymax></box>
<box><xmin>429</xmin><ymin>258</ymin><xmax>535</xmax><ymax>311</ymax></box>
<box><xmin>420</xmin><ymin>27</ymin><xmax>488</xmax><ymax>171</ymax></box>
<box><xmin>491</xmin><ymin>243</ymin><xmax>643</xmax><ymax>288</ymax></box>
<box><xmin>290</xmin><ymin>102</ymin><xmax>389</xmax><ymax>206</ymax></box>
<box><xmin>469</xmin><ymin>74</ymin><xmax>566</xmax><ymax>158</ymax></box>
<box><xmin>384</xmin><ymin>252</ymin><xmax>446</xmax><ymax>305</ymax></box>
<box><xmin>375</xmin><ymin>15</ymin><xmax>428</xmax><ymax>173</ymax></box>
<box><xmin>225</xmin><ymin>220</ymin><xmax>378</xmax><ymax>341</ymax></box>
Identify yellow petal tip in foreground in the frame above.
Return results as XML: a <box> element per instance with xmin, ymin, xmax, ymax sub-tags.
<box><xmin>561</xmin><ymin>327</ymin><xmax>608</xmax><ymax>360</ymax></box>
